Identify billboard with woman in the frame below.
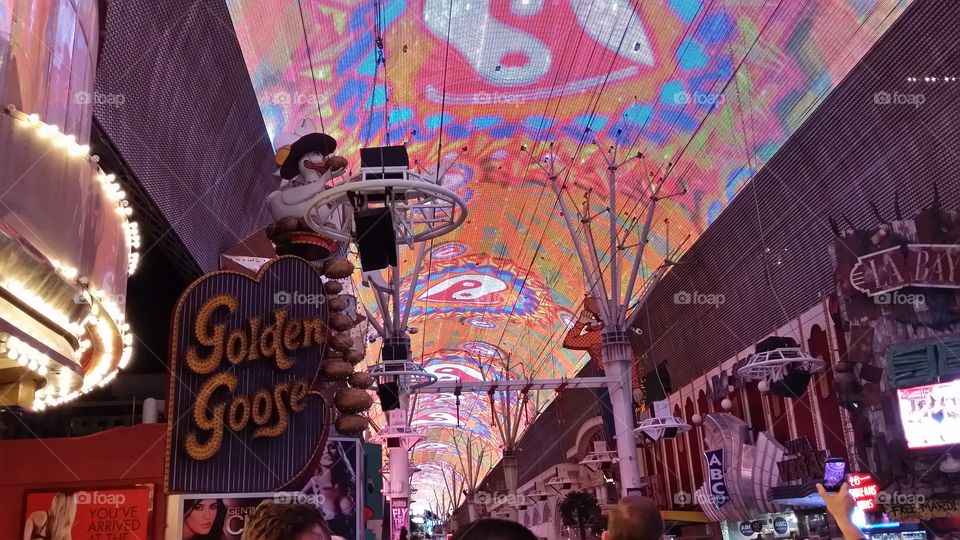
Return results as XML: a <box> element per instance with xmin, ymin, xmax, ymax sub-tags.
<box><xmin>23</xmin><ymin>486</ymin><xmax>154</xmax><ymax>539</ymax></box>
<box><xmin>179</xmin><ymin>438</ymin><xmax>361</xmax><ymax>539</ymax></box>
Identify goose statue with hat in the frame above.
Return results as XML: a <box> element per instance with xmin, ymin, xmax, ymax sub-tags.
<box><xmin>266</xmin><ymin>119</ymin><xmax>350</xmax><ymax>262</ymax></box>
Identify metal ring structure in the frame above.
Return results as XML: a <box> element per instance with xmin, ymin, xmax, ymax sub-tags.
<box><xmin>736</xmin><ymin>347</ymin><xmax>826</xmax><ymax>382</ymax></box>
<box><xmin>303</xmin><ymin>174</ymin><xmax>468</xmax><ymax>246</ymax></box>
<box><xmin>369</xmin><ymin>424</ymin><xmax>426</xmax><ymax>445</ymax></box>
<box><xmin>579</xmin><ymin>450</ymin><xmax>620</xmax><ymax>467</ymax></box>
<box><xmin>634</xmin><ymin>416</ymin><xmax>693</xmax><ymax>440</ymax></box>
<box><xmin>368</xmin><ymin>360</ymin><xmax>439</xmax><ymax>390</ymax></box>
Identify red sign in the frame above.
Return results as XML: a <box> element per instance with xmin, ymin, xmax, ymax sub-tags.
<box><xmin>23</xmin><ymin>485</ymin><xmax>154</xmax><ymax>539</ymax></box>
<box><xmin>849</xmin><ymin>244</ymin><xmax>960</xmax><ymax>295</ymax></box>
<box><xmin>847</xmin><ymin>473</ymin><xmax>878</xmax><ymax>511</ymax></box>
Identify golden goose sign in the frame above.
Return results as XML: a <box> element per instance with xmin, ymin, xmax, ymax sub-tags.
<box><xmin>165</xmin><ymin>257</ymin><xmax>332</xmax><ymax>494</ymax></box>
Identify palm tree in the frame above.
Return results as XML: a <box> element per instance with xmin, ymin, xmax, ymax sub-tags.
<box><xmin>559</xmin><ymin>490</ymin><xmax>601</xmax><ymax>540</ymax></box>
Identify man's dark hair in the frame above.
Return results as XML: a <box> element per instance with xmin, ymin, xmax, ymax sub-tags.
<box><xmin>241</xmin><ymin>501</ymin><xmax>331</xmax><ymax>540</ymax></box>
<box><xmin>607</xmin><ymin>496</ymin><xmax>664</xmax><ymax>540</ymax></box>
<box><xmin>452</xmin><ymin>518</ymin><xmax>539</xmax><ymax>540</ymax></box>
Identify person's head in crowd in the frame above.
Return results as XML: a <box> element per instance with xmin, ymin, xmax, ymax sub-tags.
<box><xmin>602</xmin><ymin>496</ymin><xmax>664</xmax><ymax>540</ymax></box>
<box><xmin>452</xmin><ymin>518</ymin><xmax>539</xmax><ymax>540</ymax></box>
<box><xmin>241</xmin><ymin>501</ymin><xmax>332</xmax><ymax>540</ymax></box>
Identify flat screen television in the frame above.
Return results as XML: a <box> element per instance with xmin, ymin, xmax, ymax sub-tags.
<box><xmin>897</xmin><ymin>379</ymin><xmax>960</xmax><ymax>449</ymax></box>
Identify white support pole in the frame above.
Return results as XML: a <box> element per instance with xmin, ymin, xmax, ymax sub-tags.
<box><xmin>581</xmin><ymin>213</ymin><xmax>614</xmax><ymax>323</ymax></box>
<box><xmin>547</xmin><ymin>178</ymin><xmax>610</xmax><ymax>315</ymax></box>
<box><xmin>400</xmin><ymin>242</ymin><xmax>428</xmax><ymax>330</ymax></box>
<box><xmin>608</xmin><ymin>162</ymin><xmax>620</xmax><ymax>324</ymax></box>
<box><xmin>621</xmin><ymin>182</ymin><xmax>663</xmax><ymax>319</ymax></box>
<box><xmin>602</xmin><ymin>333</ymin><xmax>641</xmax><ymax>495</ymax></box>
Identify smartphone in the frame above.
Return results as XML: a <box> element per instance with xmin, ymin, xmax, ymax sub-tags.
<box><xmin>823</xmin><ymin>458</ymin><xmax>848</xmax><ymax>492</ymax></box>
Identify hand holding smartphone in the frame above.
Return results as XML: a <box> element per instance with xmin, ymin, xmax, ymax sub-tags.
<box><xmin>822</xmin><ymin>457</ymin><xmax>848</xmax><ymax>492</ymax></box>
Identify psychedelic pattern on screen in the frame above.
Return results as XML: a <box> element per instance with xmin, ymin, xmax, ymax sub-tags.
<box><xmin>227</xmin><ymin>0</ymin><xmax>909</xmax><ymax>511</ymax></box>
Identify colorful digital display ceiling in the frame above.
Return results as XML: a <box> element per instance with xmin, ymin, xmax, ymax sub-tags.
<box><xmin>227</xmin><ymin>0</ymin><xmax>908</xmax><ymax>511</ymax></box>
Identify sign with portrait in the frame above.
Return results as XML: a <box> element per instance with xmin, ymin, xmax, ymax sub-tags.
<box><xmin>166</xmin><ymin>257</ymin><xmax>332</xmax><ymax>493</ymax></box>
<box><xmin>178</xmin><ymin>438</ymin><xmax>361</xmax><ymax>540</ymax></box>
<box><xmin>22</xmin><ymin>485</ymin><xmax>154</xmax><ymax>539</ymax></box>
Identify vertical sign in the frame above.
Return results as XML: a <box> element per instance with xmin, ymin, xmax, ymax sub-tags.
<box><xmin>704</xmin><ymin>449</ymin><xmax>730</xmax><ymax>509</ymax></box>
<box><xmin>391</xmin><ymin>499</ymin><xmax>408</xmax><ymax>540</ymax></box>
<box><xmin>847</xmin><ymin>473</ymin><xmax>878</xmax><ymax>511</ymax></box>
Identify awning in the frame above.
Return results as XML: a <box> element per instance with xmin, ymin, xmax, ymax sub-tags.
<box><xmin>661</xmin><ymin>510</ymin><xmax>712</xmax><ymax>523</ymax></box>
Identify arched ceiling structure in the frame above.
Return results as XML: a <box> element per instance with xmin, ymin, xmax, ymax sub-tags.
<box><xmin>226</xmin><ymin>0</ymin><xmax>909</xmax><ymax>512</ymax></box>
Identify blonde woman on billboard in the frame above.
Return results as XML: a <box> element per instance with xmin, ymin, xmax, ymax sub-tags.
<box><xmin>23</xmin><ymin>492</ymin><xmax>77</xmax><ymax>540</ymax></box>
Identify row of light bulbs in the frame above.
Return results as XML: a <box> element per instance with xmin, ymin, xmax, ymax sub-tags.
<box><xmin>0</xmin><ymin>333</ymin><xmax>51</xmax><ymax>377</ymax></box>
<box><xmin>6</xmin><ymin>105</ymin><xmax>141</xmax><ymax>275</ymax></box>
<box><xmin>3</xmin><ymin>106</ymin><xmax>137</xmax><ymax>409</ymax></box>
<box><xmin>906</xmin><ymin>76</ymin><xmax>957</xmax><ymax>83</ymax></box>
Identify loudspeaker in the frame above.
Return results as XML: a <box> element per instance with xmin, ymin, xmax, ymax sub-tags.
<box><xmin>360</xmin><ymin>145</ymin><xmax>409</xmax><ymax>181</ymax></box>
<box><xmin>663</xmin><ymin>427</ymin><xmax>679</xmax><ymax>439</ymax></box>
<box><xmin>355</xmin><ymin>208</ymin><xmax>397</xmax><ymax>271</ymax></box>
<box><xmin>859</xmin><ymin>364</ymin><xmax>884</xmax><ymax>383</ymax></box>
<box><xmin>360</xmin><ymin>145</ymin><xmax>410</xmax><ymax>168</ymax></box>
<box><xmin>377</xmin><ymin>382</ymin><xmax>400</xmax><ymax>411</ymax></box>
<box><xmin>382</xmin><ymin>341</ymin><xmax>409</xmax><ymax>363</ymax></box>
<box><xmin>771</xmin><ymin>370</ymin><xmax>812</xmax><ymax>398</ymax></box>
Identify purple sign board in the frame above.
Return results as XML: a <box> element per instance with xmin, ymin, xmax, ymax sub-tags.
<box><xmin>166</xmin><ymin>257</ymin><xmax>331</xmax><ymax>493</ymax></box>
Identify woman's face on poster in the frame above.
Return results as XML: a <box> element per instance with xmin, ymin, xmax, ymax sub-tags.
<box><xmin>186</xmin><ymin>499</ymin><xmax>219</xmax><ymax>535</ymax></box>
<box><xmin>320</xmin><ymin>443</ymin><xmax>338</xmax><ymax>467</ymax></box>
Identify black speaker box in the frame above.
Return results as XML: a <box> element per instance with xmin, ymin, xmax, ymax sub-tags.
<box><xmin>377</xmin><ymin>382</ymin><xmax>401</xmax><ymax>411</ymax></box>
<box><xmin>383</xmin><ymin>342</ymin><xmax>409</xmax><ymax>363</ymax></box>
<box><xmin>355</xmin><ymin>207</ymin><xmax>397</xmax><ymax>271</ymax></box>
<box><xmin>859</xmin><ymin>364</ymin><xmax>885</xmax><ymax>383</ymax></box>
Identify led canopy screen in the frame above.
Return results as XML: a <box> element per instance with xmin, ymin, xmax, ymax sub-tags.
<box><xmin>226</xmin><ymin>0</ymin><xmax>909</xmax><ymax>510</ymax></box>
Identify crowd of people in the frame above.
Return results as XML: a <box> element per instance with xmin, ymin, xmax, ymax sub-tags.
<box><xmin>233</xmin><ymin>482</ymin><xmax>864</xmax><ymax>540</ymax></box>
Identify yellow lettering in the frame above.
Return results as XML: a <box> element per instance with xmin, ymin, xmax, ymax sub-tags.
<box><xmin>246</xmin><ymin>316</ymin><xmax>262</xmax><ymax>361</ymax></box>
<box><xmin>226</xmin><ymin>329</ymin><xmax>248</xmax><ymax>365</ymax></box>
<box><xmin>290</xmin><ymin>380</ymin><xmax>309</xmax><ymax>412</ymax></box>
<box><xmin>283</xmin><ymin>319</ymin><xmax>303</xmax><ymax>352</ymax></box>
<box><xmin>301</xmin><ymin>317</ymin><xmax>325</xmax><ymax>348</ymax></box>
<box><xmin>260</xmin><ymin>309</ymin><xmax>293</xmax><ymax>370</ymax></box>
<box><xmin>227</xmin><ymin>394</ymin><xmax>250</xmax><ymax>431</ymax></box>
<box><xmin>185</xmin><ymin>295</ymin><xmax>237</xmax><ymax>374</ymax></box>
<box><xmin>251</xmin><ymin>389</ymin><xmax>272</xmax><ymax>427</ymax></box>
<box><xmin>254</xmin><ymin>382</ymin><xmax>290</xmax><ymax>439</ymax></box>
<box><xmin>185</xmin><ymin>372</ymin><xmax>236</xmax><ymax>460</ymax></box>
